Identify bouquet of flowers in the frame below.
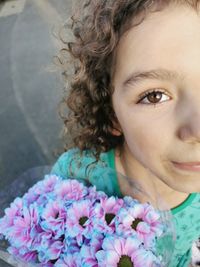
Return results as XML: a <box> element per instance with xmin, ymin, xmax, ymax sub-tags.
<box><xmin>0</xmin><ymin>172</ymin><xmax>175</xmax><ymax>267</ymax></box>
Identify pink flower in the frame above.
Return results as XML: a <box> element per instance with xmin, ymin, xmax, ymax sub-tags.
<box><xmin>7</xmin><ymin>246</ymin><xmax>38</xmax><ymax>262</ymax></box>
<box><xmin>93</xmin><ymin>196</ymin><xmax>124</xmax><ymax>234</ymax></box>
<box><xmin>80</xmin><ymin>235</ymin><xmax>104</xmax><ymax>266</ymax></box>
<box><xmin>96</xmin><ymin>235</ymin><xmax>160</xmax><ymax>267</ymax></box>
<box><xmin>0</xmin><ymin>197</ymin><xmax>23</xmax><ymax>235</ymax></box>
<box><xmin>37</xmin><ymin>239</ymin><xmax>64</xmax><ymax>263</ymax></box>
<box><xmin>66</xmin><ymin>199</ymin><xmax>99</xmax><ymax>245</ymax></box>
<box><xmin>0</xmin><ymin>174</ymin><xmax>166</xmax><ymax>266</ymax></box>
<box><xmin>55</xmin><ymin>179</ymin><xmax>88</xmax><ymax>201</ymax></box>
<box><xmin>116</xmin><ymin>203</ymin><xmax>162</xmax><ymax>248</ymax></box>
<box><xmin>41</xmin><ymin>200</ymin><xmax>66</xmax><ymax>238</ymax></box>
<box><xmin>87</xmin><ymin>186</ymin><xmax>108</xmax><ymax>202</ymax></box>
<box><xmin>33</xmin><ymin>175</ymin><xmax>59</xmax><ymax>195</ymax></box>
<box><xmin>8</xmin><ymin>203</ymin><xmax>40</xmax><ymax>248</ymax></box>
<box><xmin>23</xmin><ymin>175</ymin><xmax>59</xmax><ymax>206</ymax></box>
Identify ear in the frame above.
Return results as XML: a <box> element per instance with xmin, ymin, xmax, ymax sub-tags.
<box><xmin>110</xmin><ymin>120</ymin><xmax>123</xmax><ymax>136</ymax></box>
<box><xmin>111</xmin><ymin>129</ymin><xmax>122</xmax><ymax>136</ymax></box>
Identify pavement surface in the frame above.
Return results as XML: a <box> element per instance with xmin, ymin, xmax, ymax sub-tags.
<box><xmin>0</xmin><ymin>0</ymin><xmax>74</xmax><ymax>187</ymax></box>
<box><xmin>0</xmin><ymin>1</ymin><xmax>76</xmax><ymax>265</ymax></box>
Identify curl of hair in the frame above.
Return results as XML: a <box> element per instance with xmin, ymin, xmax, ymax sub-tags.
<box><xmin>55</xmin><ymin>0</ymin><xmax>199</xmax><ymax>161</ymax></box>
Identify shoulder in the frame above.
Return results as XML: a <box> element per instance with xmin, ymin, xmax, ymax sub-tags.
<box><xmin>50</xmin><ymin>148</ymin><xmax>78</xmax><ymax>178</ymax></box>
<box><xmin>50</xmin><ymin>147</ymin><xmax>112</xmax><ymax>180</ymax></box>
<box><xmin>50</xmin><ymin>147</ymin><xmax>118</xmax><ymax>196</ymax></box>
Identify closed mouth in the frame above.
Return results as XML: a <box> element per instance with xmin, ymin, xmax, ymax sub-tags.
<box><xmin>172</xmin><ymin>161</ymin><xmax>200</xmax><ymax>172</ymax></box>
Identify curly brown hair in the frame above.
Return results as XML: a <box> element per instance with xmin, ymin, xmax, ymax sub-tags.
<box><xmin>55</xmin><ymin>0</ymin><xmax>199</xmax><ymax>161</ymax></box>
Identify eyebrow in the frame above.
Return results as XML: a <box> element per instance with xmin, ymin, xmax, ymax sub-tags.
<box><xmin>123</xmin><ymin>68</ymin><xmax>185</xmax><ymax>89</ymax></box>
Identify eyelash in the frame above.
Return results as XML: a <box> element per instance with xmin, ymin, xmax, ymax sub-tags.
<box><xmin>137</xmin><ymin>89</ymin><xmax>171</xmax><ymax>106</ymax></box>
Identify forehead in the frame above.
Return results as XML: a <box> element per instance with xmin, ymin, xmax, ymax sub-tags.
<box><xmin>113</xmin><ymin>4</ymin><xmax>200</xmax><ymax>84</ymax></box>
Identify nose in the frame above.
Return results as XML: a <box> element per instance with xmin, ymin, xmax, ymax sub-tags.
<box><xmin>177</xmin><ymin>110</ymin><xmax>200</xmax><ymax>143</ymax></box>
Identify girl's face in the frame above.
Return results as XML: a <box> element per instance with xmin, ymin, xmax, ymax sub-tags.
<box><xmin>112</xmin><ymin>4</ymin><xmax>200</xmax><ymax>193</ymax></box>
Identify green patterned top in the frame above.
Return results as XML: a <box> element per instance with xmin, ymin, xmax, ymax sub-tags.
<box><xmin>51</xmin><ymin>147</ymin><xmax>200</xmax><ymax>267</ymax></box>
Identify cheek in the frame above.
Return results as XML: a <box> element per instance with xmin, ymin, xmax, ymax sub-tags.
<box><xmin>114</xmin><ymin>102</ymin><xmax>171</xmax><ymax>165</ymax></box>
<box><xmin>123</xmin><ymin>123</ymin><xmax>164</xmax><ymax>167</ymax></box>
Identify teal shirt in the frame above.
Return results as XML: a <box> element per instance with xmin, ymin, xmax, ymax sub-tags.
<box><xmin>51</xmin><ymin>147</ymin><xmax>200</xmax><ymax>267</ymax></box>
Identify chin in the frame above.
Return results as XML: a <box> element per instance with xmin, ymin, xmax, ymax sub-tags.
<box><xmin>165</xmin><ymin>164</ymin><xmax>200</xmax><ymax>193</ymax></box>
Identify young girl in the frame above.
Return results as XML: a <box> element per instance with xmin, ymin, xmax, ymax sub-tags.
<box><xmin>51</xmin><ymin>0</ymin><xmax>200</xmax><ymax>266</ymax></box>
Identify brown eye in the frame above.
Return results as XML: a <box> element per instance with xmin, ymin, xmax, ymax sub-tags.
<box><xmin>138</xmin><ymin>90</ymin><xmax>170</xmax><ymax>105</ymax></box>
<box><xmin>147</xmin><ymin>91</ymin><xmax>162</xmax><ymax>103</ymax></box>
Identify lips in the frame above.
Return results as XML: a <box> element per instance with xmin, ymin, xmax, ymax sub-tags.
<box><xmin>173</xmin><ymin>161</ymin><xmax>200</xmax><ymax>166</ymax></box>
<box><xmin>172</xmin><ymin>161</ymin><xmax>200</xmax><ymax>172</ymax></box>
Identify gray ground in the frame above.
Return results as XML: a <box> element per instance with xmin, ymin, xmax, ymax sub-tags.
<box><xmin>0</xmin><ymin>0</ymin><xmax>74</xmax><ymax>188</ymax></box>
<box><xmin>0</xmin><ymin>1</ymin><xmax>75</xmax><ymax>265</ymax></box>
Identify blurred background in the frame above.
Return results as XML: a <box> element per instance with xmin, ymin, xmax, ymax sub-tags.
<box><xmin>0</xmin><ymin>0</ymin><xmax>75</xmax><ymax>191</ymax></box>
<box><xmin>0</xmin><ymin>1</ymin><xmax>76</xmax><ymax>265</ymax></box>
